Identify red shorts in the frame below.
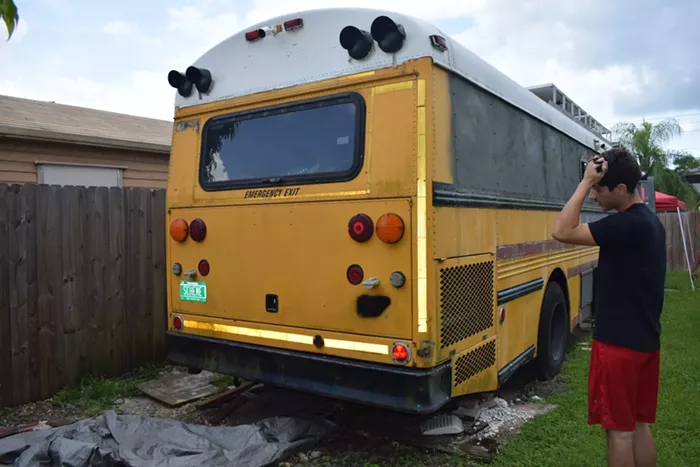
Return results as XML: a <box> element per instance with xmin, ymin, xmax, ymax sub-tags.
<box><xmin>588</xmin><ymin>339</ymin><xmax>660</xmax><ymax>431</ymax></box>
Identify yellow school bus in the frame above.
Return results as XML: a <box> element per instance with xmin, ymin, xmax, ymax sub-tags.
<box><xmin>164</xmin><ymin>8</ymin><xmax>608</xmax><ymax>413</ymax></box>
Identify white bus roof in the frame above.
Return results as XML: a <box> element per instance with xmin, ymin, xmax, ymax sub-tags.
<box><xmin>173</xmin><ymin>7</ymin><xmax>609</xmax><ymax>150</ymax></box>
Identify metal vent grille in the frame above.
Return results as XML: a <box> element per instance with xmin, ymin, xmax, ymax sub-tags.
<box><xmin>439</xmin><ymin>261</ymin><xmax>494</xmax><ymax>349</ymax></box>
<box><xmin>454</xmin><ymin>340</ymin><xmax>496</xmax><ymax>386</ymax></box>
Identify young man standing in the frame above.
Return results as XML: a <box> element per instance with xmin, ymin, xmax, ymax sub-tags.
<box><xmin>552</xmin><ymin>147</ymin><xmax>666</xmax><ymax>467</ymax></box>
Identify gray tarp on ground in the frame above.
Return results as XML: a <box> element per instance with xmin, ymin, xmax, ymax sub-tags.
<box><xmin>0</xmin><ymin>410</ymin><xmax>332</xmax><ymax>466</ymax></box>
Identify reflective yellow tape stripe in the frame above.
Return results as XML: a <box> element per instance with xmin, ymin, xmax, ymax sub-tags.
<box><xmin>182</xmin><ymin>319</ymin><xmax>389</xmax><ymax>355</ymax></box>
<box><xmin>324</xmin><ymin>339</ymin><xmax>388</xmax><ymax>355</ymax></box>
<box><xmin>416</xmin><ymin>79</ymin><xmax>428</xmax><ymax>334</ymax></box>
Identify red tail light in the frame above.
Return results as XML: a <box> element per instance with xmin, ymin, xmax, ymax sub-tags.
<box><xmin>198</xmin><ymin>259</ymin><xmax>210</xmax><ymax>276</ymax></box>
<box><xmin>392</xmin><ymin>342</ymin><xmax>411</xmax><ymax>363</ymax></box>
<box><xmin>284</xmin><ymin>18</ymin><xmax>304</xmax><ymax>31</ymax></box>
<box><xmin>173</xmin><ymin>315</ymin><xmax>184</xmax><ymax>331</ymax></box>
<box><xmin>346</xmin><ymin>264</ymin><xmax>364</xmax><ymax>285</ymax></box>
<box><xmin>348</xmin><ymin>214</ymin><xmax>373</xmax><ymax>243</ymax></box>
<box><xmin>245</xmin><ymin>29</ymin><xmax>265</xmax><ymax>41</ymax></box>
<box><xmin>190</xmin><ymin>219</ymin><xmax>207</xmax><ymax>242</ymax></box>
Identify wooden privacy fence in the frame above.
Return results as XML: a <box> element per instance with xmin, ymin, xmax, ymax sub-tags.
<box><xmin>657</xmin><ymin>211</ymin><xmax>699</xmax><ymax>272</ymax></box>
<box><xmin>0</xmin><ymin>183</ymin><xmax>167</xmax><ymax>409</ymax></box>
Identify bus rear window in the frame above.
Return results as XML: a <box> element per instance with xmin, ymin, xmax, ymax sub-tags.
<box><xmin>199</xmin><ymin>93</ymin><xmax>365</xmax><ymax>191</ymax></box>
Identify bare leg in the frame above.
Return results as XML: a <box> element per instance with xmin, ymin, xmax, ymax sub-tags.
<box><xmin>633</xmin><ymin>422</ymin><xmax>657</xmax><ymax>467</ymax></box>
<box><xmin>607</xmin><ymin>430</ymin><xmax>635</xmax><ymax>467</ymax></box>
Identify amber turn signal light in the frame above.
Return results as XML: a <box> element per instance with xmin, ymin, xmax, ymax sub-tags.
<box><xmin>170</xmin><ymin>218</ymin><xmax>188</xmax><ymax>242</ymax></box>
<box><xmin>376</xmin><ymin>213</ymin><xmax>405</xmax><ymax>244</ymax></box>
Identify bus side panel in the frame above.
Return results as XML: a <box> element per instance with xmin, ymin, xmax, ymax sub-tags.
<box><xmin>433</xmin><ymin>254</ymin><xmax>497</xmax><ymax>376</ymax></box>
<box><xmin>451</xmin><ymin>337</ymin><xmax>499</xmax><ymax>398</ymax></box>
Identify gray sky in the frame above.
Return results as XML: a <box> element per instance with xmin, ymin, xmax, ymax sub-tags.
<box><xmin>2</xmin><ymin>0</ymin><xmax>699</xmax><ymax>155</ymax></box>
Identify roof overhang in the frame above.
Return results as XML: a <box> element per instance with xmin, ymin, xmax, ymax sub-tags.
<box><xmin>0</xmin><ymin>123</ymin><xmax>172</xmax><ymax>155</ymax></box>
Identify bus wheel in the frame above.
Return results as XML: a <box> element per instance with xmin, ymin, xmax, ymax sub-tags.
<box><xmin>535</xmin><ymin>282</ymin><xmax>569</xmax><ymax>381</ymax></box>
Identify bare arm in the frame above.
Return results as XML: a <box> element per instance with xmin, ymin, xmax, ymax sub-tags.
<box><xmin>552</xmin><ymin>157</ymin><xmax>607</xmax><ymax>246</ymax></box>
<box><xmin>552</xmin><ymin>180</ymin><xmax>597</xmax><ymax>245</ymax></box>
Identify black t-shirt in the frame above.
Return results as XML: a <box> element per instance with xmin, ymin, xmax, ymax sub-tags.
<box><xmin>588</xmin><ymin>203</ymin><xmax>666</xmax><ymax>352</ymax></box>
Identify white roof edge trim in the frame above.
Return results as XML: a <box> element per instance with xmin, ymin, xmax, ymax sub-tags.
<box><xmin>173</xmin><ymin>7</ymin><xmax>609</xmax><ymax>151</ymax></box>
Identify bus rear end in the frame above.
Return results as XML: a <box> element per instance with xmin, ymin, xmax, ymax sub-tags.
<box><xmin>164</xmin><ymin>10</ymin><xmax>450</xmax><ymax>412</ymax></box>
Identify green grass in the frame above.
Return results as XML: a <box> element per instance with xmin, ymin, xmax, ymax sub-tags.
<box><xmin>492</xmin><ymin>272</ymin><xmax>700</xmax><ymax>467</ymax></box>
<box><xmin>51</xmin><ymin>364</ymin><xmax>162</xmax><ymax>417</ymax></box>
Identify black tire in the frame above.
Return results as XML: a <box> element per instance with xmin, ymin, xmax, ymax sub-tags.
<box><xmin>535</xmin><ymin>282</ymin><xmax>569</xmax><ymax>381</ymax></box>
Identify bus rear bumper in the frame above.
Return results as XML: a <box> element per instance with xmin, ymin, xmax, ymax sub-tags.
<box><xmin>165</xmin><ymin>332</ymin><xmax>452</xmax><ymax>414</ymax></box>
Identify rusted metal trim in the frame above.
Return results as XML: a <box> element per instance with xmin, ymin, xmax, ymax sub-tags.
<box><xmin>567</xmin><ymin>260</ymin><xmax>599</xmax><ymax>278</ymax></box>
<box><xmin>432</xmin><ymin>182</ymin><xmax>602</xmax><ymax>213</ymax></box>
<box><xmin>496</xmin><ymin>239</ymin><xmax>575</xmax><ymax>260</ymax></box>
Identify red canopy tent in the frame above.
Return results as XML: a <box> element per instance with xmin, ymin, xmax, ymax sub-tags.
<box><xmin>655</xmin><ymin>191</ymin><xmax>687</xmax><ymax>212</ymax></box>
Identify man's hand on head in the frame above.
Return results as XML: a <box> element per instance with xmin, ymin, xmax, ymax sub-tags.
<box><xmin>583</xmin><ymin>156</ymin><xmax>607</xmax><ymax>187</ymax></box>
<box><xmin>551</xmin><ymin>154</ymin><xmax>607</xmax><ymax>247</ymax></box>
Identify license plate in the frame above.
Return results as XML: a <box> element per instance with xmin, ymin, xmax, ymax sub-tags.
<box><xmin>180</xmin><ymin>281</ymin><xmax>207</xmax><ymax>303</ymax></box>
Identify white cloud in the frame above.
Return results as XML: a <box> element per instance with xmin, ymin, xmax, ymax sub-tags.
<box><xmin>449</xmin><ymin>0</ymin><xmax>645</xmax><ymax>127</ymax></box>
<box><xmin>102</xmin><ymin>20</ymin><xmax>136</xmax><ymax>36</ymax></box>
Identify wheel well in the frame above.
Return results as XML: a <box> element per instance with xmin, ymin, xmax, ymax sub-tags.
<box><xmin>548</xmin><ymin>268</ymin><xmax>571</xmax><ymax>320</ymax></box>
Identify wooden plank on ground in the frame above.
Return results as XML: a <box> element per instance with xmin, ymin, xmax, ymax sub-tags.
<box><xmin>195</xmin><ymin>382</ymin><xmax>258</xmax><ymax>410</ymax></box>
<box><xmin>138</xmin><ymin>370</ymin><xmax>219</xmax><ymax>407</ymax></box>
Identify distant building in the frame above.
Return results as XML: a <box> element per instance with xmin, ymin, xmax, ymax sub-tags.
<box><xmin>528</xmin><ymin>83</ymin><xmax>612</xmax><ymax>143</ymax></box>
<box><xmin>0</xmin><ymin>94</ymin><xmax>172</xmax><ymax>189</ymax></box>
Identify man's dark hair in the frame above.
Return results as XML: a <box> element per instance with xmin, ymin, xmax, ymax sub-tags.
<box><xmin>597</xmin><ymin>147</ymin><xmax>642</xmax><ymax>194</ymax></box>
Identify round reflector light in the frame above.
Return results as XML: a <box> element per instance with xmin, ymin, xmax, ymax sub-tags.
<box><xmin>190</xmin><ymin>218</ymin><xmax>207</xmax><ymax>242</ymax></box>
<box><xmin>346</xmin><ymin>264</ymin><xmax>364</xmax><ymax>285</ymax></box>
<box><xmin>348</xmin><ymin>214</ymin><xmax>373</xmax><ymax>243</ymax></box>
<box><xmin>390</xmin><ymin>271</ymin><xmax>406</xmax><ymax>288</ymax></box>
<box><xmin>376</xmin><ymin>213</ymin><xmax>405</xmax><ymax>244</ymax></box>
<box><xmin>391</xmin><ymin>342</ymin><xmax>411</xmax><ymax>363</ymax></box>
<box><xmin>173</xmin><ymin>315</ymin><xmax>184</xmax><ymax>331</ymax></box>
<box><xmin>198</xmin><ymin>259</ymin><xmax>210</xmax><ymax>276</ymax></box>
<box><xmin>170</xmin><ymin>218</ymin><xmax>188</xmax><ymax>242</ymax></box>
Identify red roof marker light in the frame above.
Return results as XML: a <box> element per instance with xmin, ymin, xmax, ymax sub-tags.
<box><xmin>430</xmin><ymin>35</ymin><xmax>448</xmax><ymax>52</ymax></box>
<box><xmin>284</xmin><ymin>18</ymin><xmax>304</xmax><ymax>31</ymax></box>
<box><xmin>245</xmin><ymin>29</ymin><xmax>266</xmax><ymax>41</ymax></box>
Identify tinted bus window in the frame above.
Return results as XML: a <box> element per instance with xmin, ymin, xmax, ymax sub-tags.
<box><xmin>200</xmin><ymin>94</ymin><xmax>365</xmax><ymax>190</ymax></box>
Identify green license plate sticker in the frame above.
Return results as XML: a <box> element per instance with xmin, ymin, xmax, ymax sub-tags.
<box><xmin>180</xmin><ymin>281</ymin><xmax>207</xmax><ymax>303</ymax></box>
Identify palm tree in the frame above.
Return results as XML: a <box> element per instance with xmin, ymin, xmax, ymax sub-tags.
<box><xmin>613</xmin><ymin>119</ymin><xmax>683</xmax><ymax>175</ymax></box>
<box><xmin>612</xmin><ymin>118</ymin><xmax>700</xmax><ymax>210</ymax></box>
<box><xmin>1</xmin><ymin>0</ymin><xmax>19</xmax><ymax>40</ymax></box>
